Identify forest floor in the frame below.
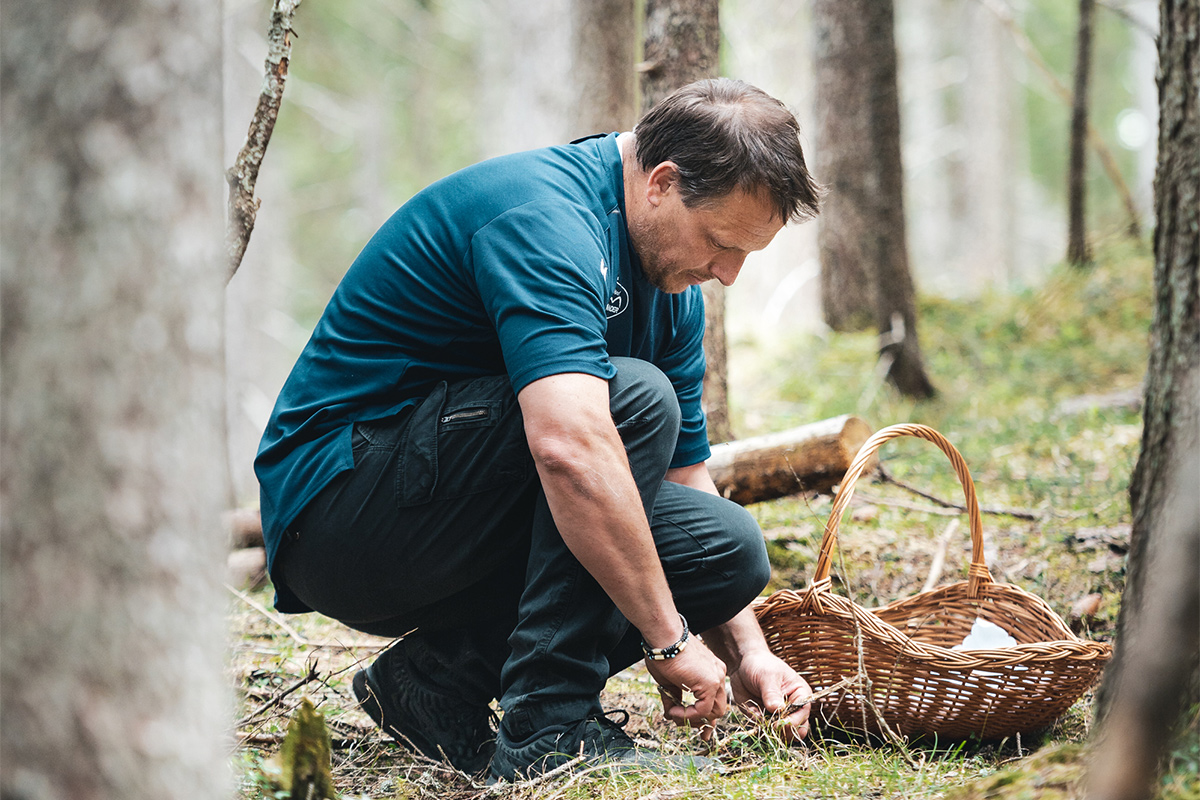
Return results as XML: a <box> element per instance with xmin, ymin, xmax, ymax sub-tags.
<box><xmin>227</xmin><ymin>238</ymin><xmax>1198</xmax><ymax>799</ymax></box>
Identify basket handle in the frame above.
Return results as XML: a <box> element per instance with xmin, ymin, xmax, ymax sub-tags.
<box><xmin>809</xmin><ymin>423</ymin><xmax>993</xmax><ymax>598</ymax></box>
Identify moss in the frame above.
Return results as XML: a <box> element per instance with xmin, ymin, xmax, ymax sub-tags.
<box><xmin>270</xmin><ymin>698</ymin><xmax>339</xmax><ymax>800</ymax></box>
<box><xmin>943</xmin><ymin>743</ymin><xmax>1088</xmax><ymax>800</ymax></box>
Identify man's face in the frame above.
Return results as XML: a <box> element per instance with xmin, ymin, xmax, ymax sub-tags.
<box><xmin>629</xmin><ymin>170</ymin><xmax>784</xmax><ymax>294</ymax></box>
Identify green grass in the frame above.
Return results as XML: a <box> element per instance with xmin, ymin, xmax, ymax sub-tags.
<box><xmin>740</xmin><ymin>239</ymin><xmax>1150</xmax><ymax>610</ymax></box>
<box><xmin>229</xmin><ymin>238</ymin><xmax>1194</xmax><ymax>799</ymax></box>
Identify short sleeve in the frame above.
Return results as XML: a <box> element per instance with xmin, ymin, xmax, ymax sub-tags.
<box><xmin>470</xmin><ymin>201</ymin><xmax>618</xmax><ymax>393</ymax></box>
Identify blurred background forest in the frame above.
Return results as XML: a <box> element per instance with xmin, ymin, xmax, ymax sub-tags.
<box><xmin>222</xmin><ymin>0</ymin><xmax>1159</xmax><ymax>504</ymax></box>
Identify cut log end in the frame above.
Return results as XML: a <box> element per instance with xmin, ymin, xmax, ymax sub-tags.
<box><xmin>709</xmin><ymin>415</ymin><xmax>875</xmax><ymax>505</ymax></box>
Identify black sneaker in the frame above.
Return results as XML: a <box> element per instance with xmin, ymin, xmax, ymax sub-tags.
<box><xmin>352</xmin><ymin>639</ymin><xmax>497</xmax><ymax>775</ymax></box>
<box><xmin>489</xmin><ymin>709</ymin><xmax>715</xmax><ymax>781</ymax></box>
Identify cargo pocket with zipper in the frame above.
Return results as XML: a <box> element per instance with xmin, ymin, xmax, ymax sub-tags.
<box><xmin>396</xmin><ymin>375</ymin><xmax>533</xmax><ymax>507</ymax></box>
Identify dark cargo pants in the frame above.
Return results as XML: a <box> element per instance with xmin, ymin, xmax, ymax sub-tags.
<box><xmin>276</xmin><ymin>358</ymin><xmax>770</xmax><ymax>740</ymax></box>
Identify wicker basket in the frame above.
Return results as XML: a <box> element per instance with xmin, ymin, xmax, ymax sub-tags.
<box><xmin>754</xmin><ymin>423</ymin><xmax>1112</xmax><ymax>741</ymax></box>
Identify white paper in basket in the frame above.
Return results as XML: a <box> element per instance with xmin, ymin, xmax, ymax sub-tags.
<box><xmin>953</xmin><ymin>618</ymin><xmax>1018</xmax><ymax>650</ymax></box>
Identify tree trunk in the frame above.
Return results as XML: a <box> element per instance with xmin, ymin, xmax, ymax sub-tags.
<box><xmin>641</xmin><ymin>0</ymin><xmax>734</xmax><ymax>442</ymax></box>
<box><xmin>812</xmin><ymin>0</ymin><xmax>936</xmax><ymax>399</ymax></box>
<box><xmin>959</xmin><ymin>0</ymin><xmax>1020</xmax><ymax>289</ymax></box>
<box><xmin>477</xmin><ymin>0</ymin><xmax>636</xmax><ymax>158</ymax></box>
<box><xmin>1067</xmin><ymin>0</ymin><xmax>1096</xmax><ymax>266</ymax></box>
<box><xmin>812</xmin><ymin>0</ymin><xmax>877</xmax><ymax>332</ymax></box>
<box><xmin>0</xmin><ymin>1</ymin><xmax>229</xmax><ymax>798</ymax></box>
<box><xmin>902</xmin><ymin>0</ymin><xmax>1023</xmax><ymax>295</ymax></box>
<box><xmin>640</xmin><ymin>0</ymin><xmax>719</xmax><ymax>108</ymax></box>
<box><xmin>700</xmin><ymin>281</ymin><xmax>734</xmax><ymax>442</ymax></box>
<box><xmin>1089</xmin><ymin>0</ymin><xmax>1199</xmax><ymax>796</ymax></box>
<box><xmin>568</xmin><ymin>0</ymin><xmax>636</xmax><ymax>138</ymax></box>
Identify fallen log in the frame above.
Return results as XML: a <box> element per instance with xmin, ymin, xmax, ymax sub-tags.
<box><xmin>709</xmin><ymin>414</ymin><xmax>875</xmax><ymax>505</ymax></box>
<box><xmin>226</xmin><ymin>507</ymin><xmax>264</xmax><ymax>549</ymax></box>
<box><xmin>228</xmin><ymin>545</ymin><xmax>268</xmax><ymax>590</ymax></box>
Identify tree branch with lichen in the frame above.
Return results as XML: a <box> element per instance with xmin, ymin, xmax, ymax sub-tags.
<box><xmin>225</xmin><ymin>0</ymin><xmax>301</xmax><ymax>281</ymax></box>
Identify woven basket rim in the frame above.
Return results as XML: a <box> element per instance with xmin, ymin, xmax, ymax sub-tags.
<box><xmin>755</xmin><ymin>583</ymin><xmax>1113</xmax><ymax>668</ymax></box>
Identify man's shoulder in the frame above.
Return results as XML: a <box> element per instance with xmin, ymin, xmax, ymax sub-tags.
<box><xmin>475</xmin><ymin>140</ymin><xmax>614</xmax><ymax>201</ymax></box>
<box><xmin>434</xmin><ymin>136</ymin><xmax>618</xmax><ymax>211</ymax></box>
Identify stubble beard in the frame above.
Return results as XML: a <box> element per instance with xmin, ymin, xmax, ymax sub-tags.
<box><xmin>629</xmin><ymin>216</ymin><xmax>688</xmax><ymax>294</ymax></box>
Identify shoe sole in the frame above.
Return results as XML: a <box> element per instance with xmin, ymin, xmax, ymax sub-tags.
<box><xmin>353</xmin><ymin>666</ymin><xmax>496</xmax><ymax>775</ymax></box>
<box><xmin>352</xmin><ymin>668</ymin><xmax>428</xmax><ymax>752</ymax></box>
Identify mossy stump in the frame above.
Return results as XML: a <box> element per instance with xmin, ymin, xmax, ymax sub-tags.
<box><xmin>265</xmin><ymin>697</ymin><xmax>339</xmax><ymax>800</ymax></box>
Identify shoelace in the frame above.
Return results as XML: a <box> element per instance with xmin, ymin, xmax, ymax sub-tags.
<box><xmin>562</xmin><ymin>708</ymin><xmax>636</xmax><ymax>757</ymax></box>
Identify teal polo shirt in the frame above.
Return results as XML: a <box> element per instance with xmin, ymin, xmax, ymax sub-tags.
<box><xmin>255</xmin><ymin>134</ymin><xmax>709</xmax><ymax>608</ymax></box>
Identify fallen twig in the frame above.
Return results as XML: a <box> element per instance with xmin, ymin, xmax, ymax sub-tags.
<box><xmin>777</xmin><ymin>674</ymin><xmax>864</xmax><ymax>716</ymax></box>
<box><xmin>921</xmin><ymin>519</ymin><xmax>960</xmax><ymax>593</ymax></box>
<box><xmin>875</xmin><ymin>465</ymin><xmax>1042</xmax><ymax>520</ymax></box>
<box><xmin>239</xmin><ymin>730</ymin><xmax>363</xmax><ymax>749</ymax></box>
<box><xmin>227</xmin><ymin>583</ymin><xmax>311</xmax><ymax>644</ymax></box>
<box><xmin>226</xmin><ymin>583</ymin><xmax>376</xmax><ymax>650</ymax></box>
<box><xmin>237</xmin><ymin>659</ymin><xmax>321</xmax><ymax>728</ymax></box>
<box><xmin>851</xmin><ymin>489</ymin><xmax>962</xmax><ymax>517</ymax></box>
<box><xmin>472</xmin><ymin>754</ymin><xmax>589</xmax><ymax>797</ymax></box>
<box><xmin>533</xmin><ymin>760</ymin><xmax>637</xmax><ymax>800</ymax></box>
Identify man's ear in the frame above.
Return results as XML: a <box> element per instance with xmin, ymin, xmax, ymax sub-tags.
<box><xmin>645</xmin><ymin>162</ymin><xmax>679</xmax><ymax>207</ymax></box>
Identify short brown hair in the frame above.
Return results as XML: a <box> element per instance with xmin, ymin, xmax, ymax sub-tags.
<box><xmin>634</xmin><ymin>78</ymin><xmax>821</xmax><ymax>224</ymax></box>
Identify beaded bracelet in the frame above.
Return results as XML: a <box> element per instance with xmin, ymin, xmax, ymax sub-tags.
<box><xmin>641</xmin><ymin>614</ymin><xmax>690</xmax><ymax>661</ymax></box>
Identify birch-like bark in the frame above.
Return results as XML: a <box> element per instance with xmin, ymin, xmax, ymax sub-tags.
<box><xmin>0</xmin><ymin>0</ymin><xmax>229</xmax><ymax>796</ymax></box>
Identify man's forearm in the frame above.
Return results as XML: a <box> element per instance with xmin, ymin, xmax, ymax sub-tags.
<box><xmin>519</xmin><ymin>372</ymin><xmax>684</xmax><ymax>648</ymax></box>
<box><xmin>536</xmin><ymin>436</ymin><xmax>685</xmax><ymax>647</ymax></box>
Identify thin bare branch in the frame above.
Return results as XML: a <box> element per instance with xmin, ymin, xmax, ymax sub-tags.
<box><xmin>236</xmin><ymin>659</ymin><xmax>321</xmax><ymax>728</ymax></box>
<box><xmin>226</xmin><ymin>0</ymin><xmax>302</xmax><ymax>280</ymax></box>
<box><xmin>225</xmin><ymin>583</ymin><xmax>376</xmax><ymax>650</ymax></box>
<box><xmin>875</xmin><ymin>465</ymin><xmax>1042</xmax><ymax>520</ymax></box>
<box><xmin>239</xmin><ymin>730</ymin><xmax>364</xmax><ymax>749</ymax></box>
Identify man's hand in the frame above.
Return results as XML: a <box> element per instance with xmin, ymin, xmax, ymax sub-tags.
<box><xmin>645</xmin><ymin>637</ymin><xmax>728</xmax><ymax>740</ymax></box>
<box><xmin>728</xmin><ymin>649</ymin><xmax>812</xmax><ymax>742</ymax></box>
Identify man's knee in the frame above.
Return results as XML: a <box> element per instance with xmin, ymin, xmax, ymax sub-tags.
<box><xmin>607</xmin><ymin>357</ymin><xmax>681</xmax><ymax>436</ymax></box>
<box><xmin>714</xmin><ymin>500</ymin><xmax>772</xmax><ymax>604</ymax></box>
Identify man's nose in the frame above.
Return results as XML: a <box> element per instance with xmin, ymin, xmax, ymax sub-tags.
<box><xmin>709</xmin><ymin>254</ymin><xmax>746</xmax><ymax>287</ymax></box>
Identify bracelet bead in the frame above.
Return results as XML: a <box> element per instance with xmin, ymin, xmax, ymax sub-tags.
<box><xmin>641</xmin><ymin>614</ymin><xmax>690</xmax><ymax>661</ymax></box>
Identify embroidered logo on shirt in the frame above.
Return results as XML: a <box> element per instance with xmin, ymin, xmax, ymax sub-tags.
<box><xmin>605</xmin><ymin>281</ymin><xmax>629</xmax><ymax>319</ymax></box>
